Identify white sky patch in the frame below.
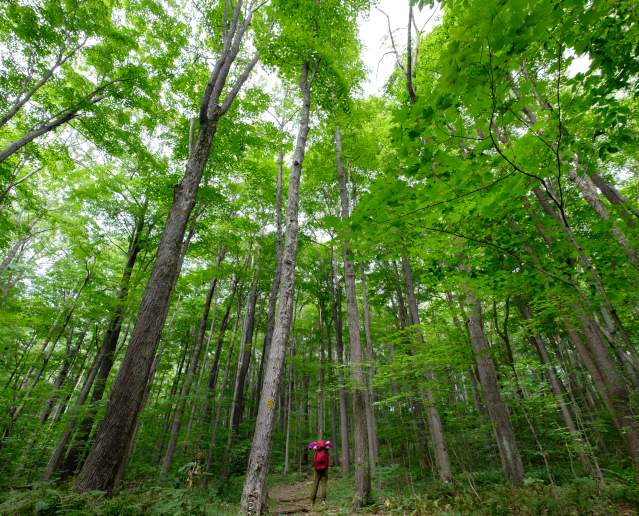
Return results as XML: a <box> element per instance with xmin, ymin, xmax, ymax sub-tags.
<box><xmin>359</xmin><ymin>1</ymin><xmax>441</xmax><ymax>96</ymax></box>
<box><xmin>566</xmin><ymin>53</ymin><xmax>592</xmax><ymax>78</ymax></box>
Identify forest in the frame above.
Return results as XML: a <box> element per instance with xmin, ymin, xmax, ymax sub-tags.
<box><xmin>1</xmin><ymin>0</ymin><xmax>639</xmax><ymax>514</ymax></box>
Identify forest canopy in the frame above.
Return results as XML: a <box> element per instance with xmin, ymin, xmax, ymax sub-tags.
<box><xmin>1</xmin><ymin>0</ymin><xmax>639</xmax><ymax>514</ymax></box>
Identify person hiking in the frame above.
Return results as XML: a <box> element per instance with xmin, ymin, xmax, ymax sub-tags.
<box><xmin>308</xmin><ymin>440</ymin><xmax>333</xmax><ymax>505</ymax></box>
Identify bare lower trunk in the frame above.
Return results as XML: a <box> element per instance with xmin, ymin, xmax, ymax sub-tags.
<box><xmin>57</xmin><ymin>212</ymin><xmax>145</xmax><ymax>477</ymax></box>
<box><xmin>241</xmin><ymin>59</ymin><xmax>317</xmax><ymax>515</ymax></box>
<box><xmin>160</xmin><ymin>250</ymin><xmax>224</xmax><ymax>481</ymax></box>
<box><xmin>590</xmin><ymin>172</ymin><xmax>639</xmax><ymax>224</ymax></box>
<box><xmin>206</xmin><ymin>290</ymin><xmax>243</xmax><ymax>473</ymax></box>
<box><xmin>464</xmin><ymin>293</ymin><xmax>524</xmax><ymax>486</ymax></box>
<box><xmin>75</xmin><ymin>6</ymin><xmax>258</xmax><ymax>490</ymax></box>
<box><xmin>318</xmin><ymin>306</ymin><xmax>325</xmax><ymax>439</ymax></box>
<box><xmin>331</xmin><ymin>249</ymin><xmax>350</xmax><ymax>474</ymax></box>
<box><xmin>359</xmin><ymin>264</ymin><xmax>378</xmax><ymax>465</ymax></box>
<box><xmin>401</xmin><ymin>253</ymin><xmax>452</xmax><ymax>483</ymax></box>
<box><xmin>256</xmin><ymin>147</ymin><xmax>285</xmax><ymax>400</ymax></box>
<box><xmin>44</xmin><ymin>345</ymin><xmax>105</xmax><ymax>480</ymax></box>
<box><xmin>516</xmin><ymin>298</ymin><xmax>601</xmax><ymax>480</ymax></box>
<box><xmin>335</xmin><ymin>127</ymin><xmax>371</xmax><ymax>507</ymax></box>
<box><xmin>39</xmin><ymin>331</ymin><xmax>86</xmax><ymax>424</ymax></box>
<box><xmin>283</xmin><ymin>338</ymin><xmax>295</xmax><ymax>475</ymax></box>
<box><xmin>568</xmin><ymin>167</ymin><xmax>639</xmax><ymax>269</ymax></box>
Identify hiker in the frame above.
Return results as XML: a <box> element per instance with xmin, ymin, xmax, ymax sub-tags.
<box><xmin>308</xmin><ymin>440</ymin><xmax>333</xmax><ymax>505</ymax></box>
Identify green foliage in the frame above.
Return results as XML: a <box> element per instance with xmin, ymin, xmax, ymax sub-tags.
<box><xmin>0</xmin><ymin>485</ymin><xmax>238</xmax><ymax>515</ymax></box>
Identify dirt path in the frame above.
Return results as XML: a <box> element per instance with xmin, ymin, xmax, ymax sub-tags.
<box><xmin>269</xmin><ymin>481</ymin><xmax>313</xmax><ymax>514</ymax></box>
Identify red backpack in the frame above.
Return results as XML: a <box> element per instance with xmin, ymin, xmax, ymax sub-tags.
<box><xmin>313</xmin><ymin>441</ymin><xmax>330</xmax><ymax>471</ymax></box>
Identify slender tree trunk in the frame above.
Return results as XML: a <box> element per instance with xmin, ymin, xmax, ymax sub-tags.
<box><xmin>160</xmin><ymin>250</ymin><xmax>225</xmax><ymax>481</ymax></box>
<box><xmin>359</xmin><ymin>264</ymin><xmax>378</xmax><ymax>465</ymax></box>
<box><xmin>53</xmin><ymin>214</ymin><xmax>145</xmax><ymax>477</ymax></box>
<box><xmin>516</xmin><ymin>297</ymin><xmax>601</xmax><ymax>480</ymax></box>
<box><xmin>230</xmin><ymin>264</ymin><xmax>259</xmax><ymax>435</ymax></box>
<box><xmin>325</xmin><ymin>301</ymin><xmax>339</xmax><ymax>466</ymax></box>
<box><xmin>400</xmin><ymin>252</ymin><xmax>452</xmax><ymax>483</ymax></box>
<box><xmin>256</xmin><ymin>145</ymin><xmax>285</xmax><ymax>400</ymax></box>
<box><xmin>590</xmin><ymin>172</ymin><xmax>639</xmax><ymax>224</ymax></box>
<box><xmin>463</xmin><ymin>292</ymin><xmax>524</xmax><ymax>486</ymax></box>
<box><xmin>568</xmin><ymin>167</ymin><xmax>639</xmax><ymax>269</ymax></box>
<box><xmin>335</xmin><ymin>127</ymin><xmax>372</xmax><ymax>506</ymax></box>
<box><xmin>283</xmin><ymin>337</ymin><xmax>295</xmax><ymax>475</ymax></box>
<box><xmin>206</xmin><ymin>287</ymin><xmax>243</xmax><ymax>473</ymax></box>
<box><xmin>331</xmin><ymin>249</ymin><xmax>350</xmax><ymax>474</ymax></box>
<box><xmin>75</xmin><ymin>6</ymin><xmax>258</xmax><ymax>491</ymax></box>
<box><xmin>204</xmin><ymin>275</ymin><xmax>240</xmax><ymax>425</ymax></box>
<box><xmin>44</xmin><ymin>344</ymin><xmax>105</xmax><ymax>480</ymax></box>
<box><xmin>241</xmin><ymin>59</ymin><xmax>317</xmax><ymax>515</ymax></box>
<box><xmin>156</xmin><ymin>333</ymin><xmax>191</xmax><ymax>462</ymax></box>
<box><xmin>39</xmin><ymin>331</ymin><xmax>86</xmax><ymax>424</ymax></box>
<box><xmin>318</xmin><ymin>305</ymin><xmax>325</xmax><ymax>439</ymax></box>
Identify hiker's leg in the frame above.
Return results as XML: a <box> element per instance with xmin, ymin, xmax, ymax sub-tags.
<box><xmin>319</xmin><ymin>471</ymin><xmax>327</xmax><ymax>501</ymax></box>
<box><xmin>310</xmin><ymin>470</ymin><xmax>320</xmax><ymax>503</ymax></box>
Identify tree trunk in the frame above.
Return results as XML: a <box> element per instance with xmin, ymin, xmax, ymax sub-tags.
<box><xmin>317</xmin><ymin>305</ymin><xmax>325</xmax><ymax>439</ymax></box>
<box><xmin>256</xmin><ymin>145</ymin><xmax>285</xmax><ymax>400</ymax></box>
<box><xmin>359</xmin><ymin>264</ymin><xmax>379</xmax><ymax>465</ymax></box>
<box><xmin>205</xmin><ymin>287</ymin><xmax>243</xmax><ymax>473</ymax></box>
<box><xmin>331</xmin><ymin>249</ymin><xmax>350</xmax><ymax>474</ymax></box>
<box><xmin>464</xmin><ymin>292</ymin><xmax>524</xmax><ymax>486</ymax></box>
<box><xmin>74</xmin><ymin>8</ymin><xmax>258</xmax><ymax>489</ymax></box>
<box><xmin>400</xmin><ymin>252</ymin><xmax>452</xmax><ymax>483</ymax></box>
<box><xmin>39</xmin><ymin>330</ymin><xmax>86</xmax><ymax>424</ymax></box>
<box><xmin>568</xmin><ymin>167</ymin><xmax>639</xmax><ymax>269</ymax></box>
<box><xmin>203</xmin><ymin>274</ymin><xmax>240</xmax><ymax>428</ymax></box>
<box><xmin>56</xmin><ymin>210</ymin><xmax>145</xmax><ymax>478</ymax></box>
<box><xmin>283</xmin><ymin>336</ymin><xmax>295</xmax><ymax>476</ymax></box>
<box><xmin>230</xmin><ymin>264</ymin><xmax>259</xmax><ymax>435</ymax></box>
<box><xmin>44</xmin><ymin>344</ymin><xmax>105</xmax><ymax>480</ymax></box>
<box><xmin>240</xmin><ymin>59</ymin><xmax>317</xmax><ymax>515</ymax></box>
<box><xmin>335</xmin><ymin>127</ymin><xmax>371</xmax><ymax>506</ymax></box>
<box><xmin>159</xmin><ymin>250</ymin><xmax>225</xmax><ymax>481</ymax></box>
<box><xmin>590</xmin><ymin>172</ymin><xmax>639</xmax><ymax>224</ymax></box>
<box><xmin>516</xmin><ymin>297</ymin><xmax>601</xmax><ymax>480</ymax></box>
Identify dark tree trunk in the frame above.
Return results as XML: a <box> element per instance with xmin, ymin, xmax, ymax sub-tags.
<box><xmin>75</xmin><ymin>7</ymin><xmax>258</xmax><ymax>491</ymax></box>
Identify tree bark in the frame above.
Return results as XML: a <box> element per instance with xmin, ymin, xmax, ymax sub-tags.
<box><xmin>359</xmin><ymin>264</ymin><xmax>379</xmax><ymax>465</ymax></box>
<box><xmin>75</xmin><ymin>6</ymin><xmax>258</xmax><ymax>491</ymax></box>
<box><xmin>317</xmin><ymin>305</ymin><xmax>325</xmax><ymax>439</ymax></box>
<box><xmin>331</xmin><ymin>249</ymin><xmax>350</xmax><ymax>474</ymax></box>
<box><xmin>241</xmin><ymin>59</ymin><xmax>317</xmax><ymax>515</ymax></box>
<box><xmin>590</xmin><ymin>173</ymin><xmax>639</xmax><ymax>224</ymax></box>
<box><xmin>464</xmin><ymin>292</ymin><xmax>524</xmax><ymax>487</ymax></box>
<box><xmin>256</xmin><ymin>143</ymin><xmax>285</xmax><ymax>400</ymax></box>
<box><xmin>205</xmin><ymin>286</ymin><xmax>243</xmax><ymax>474</ymax></box>
<box><xmin>159</xmin><ymin>249</ymin><xmax>225</xmax><ymax>481</ymax></box>
<box><xmin>44</xmin><ymin>344</ymin><xmax>105</xmax><ymax>480</ymax></box>
<box><xmin>335</xmin><ymin>127</ymin><xmax>372</xmax><ymax>506</ymax></box>
<box><xmin>400</xmin><ymin>252</ymin><xmax>452</xmax><ymax>483</ymax></box>
<box><xmin>568</xmin><ymin>167</ymin><xmax>639</xmax><ymax>269</ymax></box>
<box><xmin>516</xmin><ymin>297</ymin><xmax>601</xmax><ymax>480</ymax></box>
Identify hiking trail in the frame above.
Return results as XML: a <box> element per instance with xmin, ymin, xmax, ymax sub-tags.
<box><xmin>269</xmin><ymin>479</ymin><xmax>340</xmax><ymax>515</ymax></box>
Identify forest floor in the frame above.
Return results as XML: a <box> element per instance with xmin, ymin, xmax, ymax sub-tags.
<box><xmin>269</xmin><ymin>481</ymin><xmax>313</xmax><ymax>514</ymax></box>
<box><xmin>268</xmin><ymin>476</ymin><xmax>349</xmax><ymax>515</ymax></box>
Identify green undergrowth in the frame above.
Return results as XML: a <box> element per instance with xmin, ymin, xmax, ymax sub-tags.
<box><xmin>0</xmin><ymin>484</ymin><xmax>238</xmax><ymax>515</ymax></box>
<box><xmin>272</xmin><ymin>466</ymin><xmax>639</xmax><ymax>515</ymax></box>
<box><xmin>2</xmin><ymin>469</ymin><xmax>638</xmax><ymax>515</ymax></box>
